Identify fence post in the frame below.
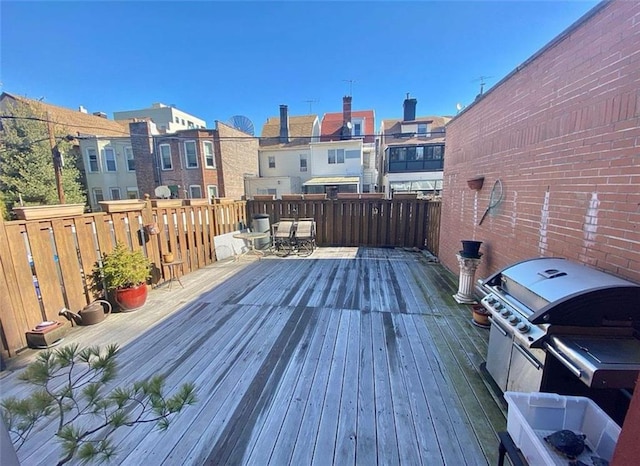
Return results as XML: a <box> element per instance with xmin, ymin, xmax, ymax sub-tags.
<box><xmin>142</xmin><ymin>195</ymin><xmax>162</xmax><ymax>284</ymax></box>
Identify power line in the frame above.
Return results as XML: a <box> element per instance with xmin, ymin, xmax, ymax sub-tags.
<box><xmin>0</xmin><ymin>115</ymin><xmax>131</xmax><ymax>136</ymax></box>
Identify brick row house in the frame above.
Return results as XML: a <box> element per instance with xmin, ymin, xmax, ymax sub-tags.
<box><xmin>379</xmin><ymin>95</ymin><xmax>451</xmax><ymax>198</ymax></box>
<box><xmin>131</xmin><ymin>120</ymin><xmax>258</xmax><ymax>202</ymax></box>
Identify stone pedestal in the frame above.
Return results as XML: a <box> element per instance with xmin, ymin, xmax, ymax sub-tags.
<box><xmin>453</xmin><ymin>253</ymin><xmax>482</xmax><ymax>304</ymax></box>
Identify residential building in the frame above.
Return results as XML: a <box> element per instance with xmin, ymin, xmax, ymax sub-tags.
<box><xmin>80</xmin><ymin>134</ymin><xmax>143</xmax><ymax>211</ymax></box>
<box><xmin>131</xmin><ymin>120</ymin><xmax>258</xmax><ymax>201</ymax></box>
<box><xmin>114</xmin><ymin>103</ymin><xmax>206</xmax><ymax>133</ymax></box>
<box><xmin>248</xmin><ymin>105</ymin><xmax>319</xmax><ymax>199</ymax></box>
<box><xmin>0</xmin><ymin>92</ymin><xmax>131</xmax><ymax>209</ymax></box>
<box><xmin>379</xmin><ymin>95</ymin><xmax>451</xmax><ymax>198</ymax></box>
<box><xmin>304</xmin><ymin>96</ymin><xmax>376</xmax><ymax>197</ymax></box>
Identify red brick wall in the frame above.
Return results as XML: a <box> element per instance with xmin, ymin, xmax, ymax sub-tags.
<box><xmin>440</xmin><ymin>0</ymin><xmax>640</xmax><ymax>284</ymax></box>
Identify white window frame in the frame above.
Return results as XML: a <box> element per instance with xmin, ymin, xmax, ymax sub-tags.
<box><xmin>328</xmin><ymin>149</ymin><xmax>345</xmax><ymax>164</ymax></box>
<box><xmin>159</xmin><ymin>144</ymin><xmax>172</xmax><ymax>170</ymax></box>
<box><xmin>203</xmin><ymin>141</ymin><xmax>215</xmax><ymax>168</ymax></box>
<box><xmin>189</xmin><ymin>185</ymin><xmax>202</xmax><ymax>198</ymax></box>
<box><xmin>86</xmin><ymin>147</ymin><xmax>99</xmax><ymax>173</ymax></box>
<box><xmin>92</xmin><ymin>188</ymin><xmax>104</xmax><ymax>205</ymax></box>
<box><xmin>184</xmin><ymin>140</ymin><xmax>198</xmax><ymax>169</ymax></box>
<box><xmin>207</xmin><ymin>185</ymin><xmax>218</xmax><ymax>201</ymax></box>
<box><xmin>126</xmin><ymin>187</ymin><xmax>139</xmax><ymax>199</ymax></box>
<box><xmin>268</xmin><ymin>156</ymin><xmax>275</xmax><ymax>169</ymax></box>
<box><xmin>104</xmin><ymin>147</ymin><xmax>117</xmax><ymax>172</ymax></box>
<box><xmin>299</xmin><ymin>154</ymin><xmax>307</xmax><ymax>172</ymax></box>
<box><xmin>125</xmin><ymin>146</ymin><xmax>134</xmax><ymax>171</ymax></box>
<box><xmin>110</xmin><ymin>187</ymin><xmax>121</xmax><ymax>200</ymax></box>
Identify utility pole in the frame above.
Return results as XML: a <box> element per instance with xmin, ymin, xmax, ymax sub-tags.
<box><xmin>47</xmin><ymin>111</ymin><xmax>65</xmax><ymax>203</ymax></box>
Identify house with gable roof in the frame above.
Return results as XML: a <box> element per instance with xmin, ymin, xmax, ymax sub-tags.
<box><xmin>247</xmin><ymin>105</ymin><xmax>320</xmax><ymax>199</ymax></box>
<box><xmin>305</xmin><ymin>96</ymin><xmax>377</xmax><ymax>198</ymax></box>
<box><xmin>379</xmin><ymin>95</ymin><xmax>451</xmax><ymax>198</ymax></box>
<box><xmin>0</xmin><ymin>92</ymin><xmax>133</xmax><ymax>211</ymax></box>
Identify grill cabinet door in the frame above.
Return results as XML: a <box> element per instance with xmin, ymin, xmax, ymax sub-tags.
<box><xmin>506</xmin><ymin>344</ymin><xmax>545</xmax><ymax>392</ymax></box>
<box><xmin>486</xmin><ymin>318</ymin><xmax>512</xmax><ymax>392</ymax></box>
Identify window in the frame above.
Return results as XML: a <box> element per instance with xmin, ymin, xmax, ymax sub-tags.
<box><xmin>300</xmin><ymin>155</ymin><xmax>307</xmax><ymax>172</ymax></box>
<box><xmin>353</xmin><ymin>122</ymin><xmax>362</xmax><ymax>136</ymax></box>
<box><xmin>345</xmin><ymin>150</ymin><xmax>360</xmax><ymax>159</ymax></box>
<box><xmin>125</xmin><ymin>147</ymin><xmax>134</xmax><ymax>171</ymax></box>
<box><xmin>189</xmin><ymin>185</ymin><xmax>202</xmax><ymax>198</ymax></box>
<box><xmin>257</xmin><ymin>188</ymin><xmax>277</xmax><ymax>195</ymax></box>
<box><xmin>175</xmin><ymin>116</ymin><xmax>180</xmax><ymax>123</ymax></box>
<box><xmin>417</xmin><ymin>123</ymin><xmax>429</xmax><ymax>135</ymax></box>
<box><xmin>92</xmin><ymin>188</ymin><xmax>104</xmax><ymax>205</ymax></box>
<box><xmin>207</xmin><ymin>185</ymin><xmax>218</xmax><ymax>201</ymax></box>
<box><xmin>181</xmin><ymin>119</ymin><xmax>185</xmax><ymax>125</ymax></box>
<box><xmin>187</xmin><ymin>121</ymin><xmax>194</xmax><ymax>128</ymax></box>
<box><xmin>268</xmin><ymin>156</ymin><xmax>275</xmax><ymax>168</ymax></box>
<box><xmin>86</xmin><ymin>148</ymin><xmax>99</xmax><ymax>172</ymax></box>
<box><xmin>328</xmin><ymin>149</ymin><xmax>345</xmax><ymax>164</ymax></box>
<box><xmin>104</xmin><ymin>148</ymin><xmax>116</xmax><ymax>172</ymax></box>
<box><xmin>184</xmin><ymin>141</ymin><xmax>198</xmax><ymax>168</ymax></box>
<box><xmin>159</xmin><ymin>144</ymin><xmax>172</xmax><ymax>170</ymax></box>
<box><xmin>126</xmin><ymin>187</ymin><xmax>138</xmax><ymax>199</ymax></box>
<box><xmin>203</xmin><ymin>141</ymin><xmax>215</xmax><ymax>168</ymax></box>
<box><xmin>110</xmin><ymin>188</ymin><xmax>121</xmax><ymax>200</ymax></box>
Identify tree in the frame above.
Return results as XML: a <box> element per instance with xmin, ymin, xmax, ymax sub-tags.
<box><xmin>0</xmin><ymin>100</ymin><xmax>86</xmax><ymax>216</ymax></box>
<box><xmin>1</xmin><ymin>344</ymin><xmax>197</xmax><ymax>465</ymax></box>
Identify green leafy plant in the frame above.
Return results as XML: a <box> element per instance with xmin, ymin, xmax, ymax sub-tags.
<box><xmin>1</xmin><ymin>344</ymin><xmax>196</xmax><ymax>465</ymax></box>
<box><xmin>98</xmin><ymin>242</ymin><xmax>151</xmax><ymax>290</ymax></box>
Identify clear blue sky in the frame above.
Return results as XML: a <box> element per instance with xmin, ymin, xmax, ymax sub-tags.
<box><xmin>1</xmin><ymin>1</ymin><xmax>599</xmax><ymax>133</ymax></box>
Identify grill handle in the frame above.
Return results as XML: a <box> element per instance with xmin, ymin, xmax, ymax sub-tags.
<box><xmin>513</xmin><ymin>343</ymin><xmax>542</xmax><ymax>370</ymax></box>
<box><xmin>544</xmin><ymin>343</ymin><xmax>582</xmax><ymax>378</ymax></box>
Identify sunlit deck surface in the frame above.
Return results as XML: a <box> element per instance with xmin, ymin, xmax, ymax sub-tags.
<box><xmin>1</xmin><ymin>247</ymin><xmax>507</xmax><ymax>465</ymax></box>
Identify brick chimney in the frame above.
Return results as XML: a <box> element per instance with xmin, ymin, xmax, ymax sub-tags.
<box><xmin>342</xmin><ymin>96</ymin><xmax>352</xmax><ymax>125</ymax></box>
<box><xmin>403</xmin><ymin>94</ymin><xmax>417</xmax><ymax>121</ymax></box>
<box><xmin>279</xmin><ymin>105</ymin><xmax>289</xmax><ymax>143</ymax></box>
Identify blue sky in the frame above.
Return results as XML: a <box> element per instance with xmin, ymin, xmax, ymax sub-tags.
<box><xmin>1</xmin><ymin>1</ymin><xmax>599</xmax><ymax>133</ymax></box>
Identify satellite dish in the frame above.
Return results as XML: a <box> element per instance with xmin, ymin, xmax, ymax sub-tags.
<box><xmin>346</xmin><ymin>121</ymin><xmax>353</xmax><ymax>129</ymax></box>
<box><xmin>227</xmin><ymin>115</ymin><xmax>255</xmax><ymax>135</ymax></box>
<box><xmin>155</xmin><ymin>185</ymin><xmax>171</xmax><ymax>199</ymax></box>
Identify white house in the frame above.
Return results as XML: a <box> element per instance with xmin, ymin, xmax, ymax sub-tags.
<box><xmin>114</xmin><ymin>103</ymin><xmax>206</xmax><ymax>133</ymax></box>
<box><xmin>247</xmin><ymin>105</ymin><xmax>319</xmax><ymax>199</ymax></box>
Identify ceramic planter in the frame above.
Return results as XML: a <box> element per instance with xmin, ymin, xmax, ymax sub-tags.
<box><xmin>113</xmin><ymin>283</ymin><xmax>148</xmax><ymax>311</ymax></box>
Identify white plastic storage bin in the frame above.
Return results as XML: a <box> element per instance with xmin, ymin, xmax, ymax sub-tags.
<box><xmin>504</xmin><ymin>392</ymin><xmax>620</xmax><ymax>466</ymax></box>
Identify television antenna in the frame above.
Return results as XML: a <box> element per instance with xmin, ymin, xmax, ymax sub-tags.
<box><xmin>303</xmin><ymin>99</ymin><xmax>318</xmax><ymax>113</ymax></box>
<box><xmin>342</xmin><ymin>79</ymin><xmax>356</xmax><ymax>96</ymax></box>
<box><xmin>472</xmin><ymin>75</ymin><xmax>494</xmax><ymax>95</ymax></box>
<box><xmin>227</xmin><ymin>115</ymin><xmax>255</xmax><ymax>135</ymax></box>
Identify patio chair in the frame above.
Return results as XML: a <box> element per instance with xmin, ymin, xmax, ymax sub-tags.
<box><xmin>294</xmin><ymin>218</ymin><xmax>316</xmax><ymax>257</ymax></box>
<box><xmin>272</xmin><ymin>219</ymin><xmax>295</xmax><ymax>257</ymax></box>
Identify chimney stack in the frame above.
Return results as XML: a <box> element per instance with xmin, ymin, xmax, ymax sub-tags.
<box><xmin>279</xmin><ymin>105</ymin><xmax>289</xmax><ymax>143</ymax></box>
<box><xmin>403</xmin><ymin>94</ymin><xmax>417</xmax><ymax>121</ymax></box>
<box><xmin>342</xmin><ymin>96</ymin><xmax>352</xmax><ymax>125</ymax></box>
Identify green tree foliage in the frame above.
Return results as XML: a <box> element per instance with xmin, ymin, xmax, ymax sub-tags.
<box><xmin>0</xmin><ymin>101</ymin><xmax>86</xmax><ymax>215</ymax></box>
<box><xmin>1</xmin><ymin>344</ymin><xmax>197</xmax><ymax>465</ymax></box>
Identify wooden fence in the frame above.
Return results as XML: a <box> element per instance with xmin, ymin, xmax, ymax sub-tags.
<box><xmin>0</xmin><ymin>200</ymin><xmax>247</xmax><ymax>358</ymax></box>
<box><xmin>247</xmin><ymin>199</ymin><xmax>441</xmax><ymax>252</ymax></box>
<box><xmin>1</xmin><ymin>198</ymin><xmax>441</xmax><ymax>359</ymax></box>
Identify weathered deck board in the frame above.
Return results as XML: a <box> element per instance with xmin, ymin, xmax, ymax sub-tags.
<box><xmin>0</xmin><ymin>248</ymin><xmax>506</xmax><ymax>465</ymax></box>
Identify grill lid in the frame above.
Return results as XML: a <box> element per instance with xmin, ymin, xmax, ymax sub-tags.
<box><xmin>484</xmin><ymin>258</ymin><xmax>640</xmax><ymax>326</ymax></box>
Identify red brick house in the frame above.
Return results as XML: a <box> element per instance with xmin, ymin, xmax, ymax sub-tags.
<box><xmin>439</xmin><ymin>1</ymin><xmax>639</xmax><ymax>461</ymax></box>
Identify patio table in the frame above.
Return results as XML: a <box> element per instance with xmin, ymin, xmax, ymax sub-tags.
<box><xmin>233</xmin><ymin>232</ymin><xmax>269</xmax><ymax>260</ymax></box>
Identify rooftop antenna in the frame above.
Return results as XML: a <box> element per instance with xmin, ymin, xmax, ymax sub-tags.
<box><xmin>303</xmin><ymin>99</ymin><xmax>318</xmax><ymax>113</ymax></box>
<box><xmin>472</xmin><ymin>75</ymin><xmax>494</xmax><ymax>95</ymax></box>
<box><xmin>342</xmin><ymin>79</ymin><xmax>356</xmax><ymax>96</ymax></box>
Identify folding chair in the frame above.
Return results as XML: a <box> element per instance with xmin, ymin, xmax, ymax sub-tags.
<box><xmin>272</xmin><ymin>219</ymin><xmax>295</xmax><ymax>256</ymax></box>
<box><xmin>294</xmin><ymin>218</ymin><xmax>316</xmax><ymax>257</ymax></box>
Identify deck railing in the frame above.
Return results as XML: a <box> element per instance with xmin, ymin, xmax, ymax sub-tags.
<box><xmin>247</xmin><ymin>198</ymin><xmax>441</xmax><ymax>251</ymax></box>
<box><xmin>0</xmin><ymin>200</ymin><xmax>247</xmax><ymax>357</ymax></box>
<box><xmin>1</xmin><ymin>198</ymin><xmax>440</xmax><ymax>358</ymax></box>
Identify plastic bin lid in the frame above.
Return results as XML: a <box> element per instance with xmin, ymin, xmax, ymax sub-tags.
<box><xmin>252</xmin><ymin>213</ymin><xmax>270</xmax><ymax>219</ymax></box>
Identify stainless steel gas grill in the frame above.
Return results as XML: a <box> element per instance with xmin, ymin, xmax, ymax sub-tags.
<box><xmin>476</xmin><ymin>257</ymin><xmax>640</xmax><ymax>424</ymax></box>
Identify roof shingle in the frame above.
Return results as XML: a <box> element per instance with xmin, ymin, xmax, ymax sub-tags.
<box><xmin>260</xmin><ymin>114</ymin><xmax>317</xmax><ymax>148</ymax></box>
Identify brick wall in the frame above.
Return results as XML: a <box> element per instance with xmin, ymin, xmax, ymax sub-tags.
<box><xmin>130</xmin><ymin>121</ymin><xmax>156</xmax><ymax>198</ymax></box>
<box><xmin>440</xmin><ymin>0</ymin><xmax>640</xmax><ymax>284</ymax></box>
<box><xmin>216</xmin><ymin>121</ymin><xmax>259</xmax><ymax>199</ymax></box>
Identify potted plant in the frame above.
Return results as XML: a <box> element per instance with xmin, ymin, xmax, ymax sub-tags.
<box><xmin>96</xmin><ymin>242</ymin><xmax>151</xmax><ymax>311</ymax></box>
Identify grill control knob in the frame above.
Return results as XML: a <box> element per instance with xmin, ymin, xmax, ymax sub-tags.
<box><xmin>509</xmin><ymin>315</ymin><xmax>521</xmax><ymax>325</ymax></box>
<box><xmin>494</xmin><ymin>303</ymin><xmax>503</xmax><ymax>310</ymax></box>
<box><xmin>501</xmin><ymin>309</ymin><xmax>512</xmax><ymax>317</ymax></box>
<box><xmin>517</xmin><ymin>323</ymin><xmax>530</xmax><ymax>333</ymax></box>
<box><xmin>486</xmin><ymin>297</ymin><xmax>496</xmax><ymax>305</ymax></box>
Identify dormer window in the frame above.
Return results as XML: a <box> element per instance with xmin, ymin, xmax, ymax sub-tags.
<box><xmin>417</xmin><ymin>123</ymin><xmax>429</xmax><ymax>135</ymax></box>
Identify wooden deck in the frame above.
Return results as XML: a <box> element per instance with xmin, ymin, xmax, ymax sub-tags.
<box><xmin>1</xmin><ymin>247</ymin><xmax>507</xmax><ymax>465</ymax></box>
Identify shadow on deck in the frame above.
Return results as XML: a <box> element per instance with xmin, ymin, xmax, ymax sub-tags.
<box><xmin>1</xmin><ymin>247</ymin><xmax>507</xmax><ymax>465</ymax></box>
